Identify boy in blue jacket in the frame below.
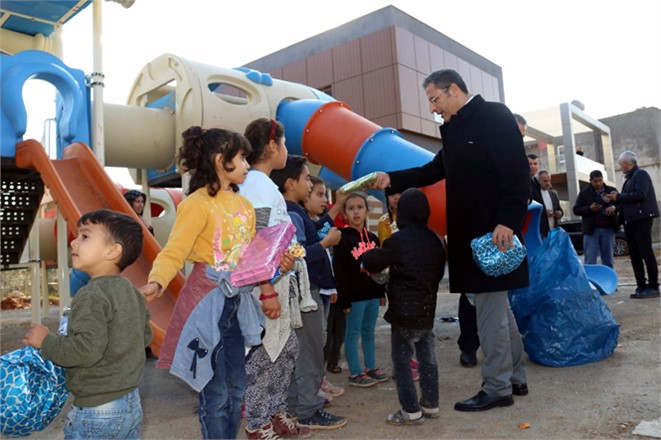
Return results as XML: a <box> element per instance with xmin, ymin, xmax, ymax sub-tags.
<box><xmin>270</xmin><ymin>155</ymin><xmax>347</xmax><ymax>430</ymax></box>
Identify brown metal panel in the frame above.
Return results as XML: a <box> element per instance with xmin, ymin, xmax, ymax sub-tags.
<box><xmin>393</xmin><ymin>27</ymin><xmax>416</xmax><ymax>70</ymax></box>
<box><xmin>334</xmin><ymin>76</ymin><xmax>365</xmax><ymax>116</ymax></box>
<box><xmin>421</xmin><ymin>119</ymin><xmax>439</xmax><ymax>138</ymax></box>
<box><xmin>363</xmin><ymin>66</ymin><xmax>396</xmax><ymax>120</ymax></box>
<box><xmin>457</xmin><ymin>58</ymin><xmax>472</xmax><ymax>88</ymax></box>
<box><xmin>481</xmin><ymin>71</ymin><xmax>496</xmax><ymax>102</ymax></box>
<box><xmin>307</xmin><ymin>49</ymin><xmax>333</xmax><ymax>88</ymax></box>
<box><xmin>417</xmin><ymin>71</ymin><xmax>434</xmax><ymax>122</ymax></box>
<box><xmin>401</xmin><ymin>112</ymin><xmax>422</xmax><ymax>133</ymax></box>
<box><xmin>414</xmin><ymin>35</ymin><xmax>431</xmax><ymax>74</ymax></box>
<box><xmin>444</xmin><ymin>50</ymin><xmax>459</xmax><ymax>71</ymax></box>
<box><xmin>282</xmin><ymin>59</ymin><xmax>307</xmax><ymax>84</ymax></box>
<box><xmin>332</xmin><ymin>40</ymin><xmax>362</xmax><ymax>82</ymax></box>
<box><xmin>372</xmin><ymin>114</ymin><xmax>399</xmax><ymax>129</ymax></box>
<box><xmin>360</xmin><ymin>27</ymin><xmax>394</xmax><ymax>73</ymax></box>
<box><xmin>397</xmin><ymin>65</ymin><xmax>421</xmax><ymax>117</ymax></box>
<box><xmin>429</xmin><ymin>45</ymin><xmax>446</xmax><ymax>72</ymax></box>
<box><xmin>268</xmin><ymin>67</ymin><xmax>283</xmax><ymax>79</ymax></box>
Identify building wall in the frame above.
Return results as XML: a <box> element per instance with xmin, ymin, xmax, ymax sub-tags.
<box><xmin>245</xmin><ymin>5</ymin><xmax>504</xmax><ymax>145</ymax></box>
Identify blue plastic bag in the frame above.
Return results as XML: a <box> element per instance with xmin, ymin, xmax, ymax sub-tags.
<box><xmin>1</xmin><ymin>346</ymin><xmax>69</xmax><ymax>437</ymax></box>
<box><xmin>509</xmin><ymin>228</ymin><xmax>620</xmax><ymax>367</ymax></box>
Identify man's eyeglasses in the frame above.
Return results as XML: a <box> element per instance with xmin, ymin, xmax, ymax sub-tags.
<box><xmin>428</xmin><ymin>86</ymin><xmax>450</xmax><ymax>104</ymax></box>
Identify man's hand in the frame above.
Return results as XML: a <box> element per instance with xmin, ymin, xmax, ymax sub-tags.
<box><xmin>372</xmin><ymin>172</ymin><xmax>391</xmax><ymax>190</ymax></box>
<box><xmin>330</xmin><ymin>293</ymin><xmax>338</xmax><ymax>304</ymax></box>
<box><xmin>603</xmin><ymin>206</ymin><xmax>617</xmax><ymax>216</ymax></box>
<box><xmin>589</xmin><ymin>202</ymin><xmax>601</xmax><ymax>212</ymax></box>
<box><xmin>492</xmin><ymin>224</ymin><xmax>514</xmax><ymax>252</ymax></box>
<box><xmin>23</xmin><ymin>323</ymin><xmax>50</xmax><ymax>348</ymax></box>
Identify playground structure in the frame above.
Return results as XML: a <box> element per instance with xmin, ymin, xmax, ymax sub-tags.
<box><xmin>1</xmin><ymin>13</ymin><xmax>615</xmax><ymax>357</ymax></box>
<box><xmin>2</xmin><ymin>49</ymin><xmax>452</xmax><ymax>356</ymax></box>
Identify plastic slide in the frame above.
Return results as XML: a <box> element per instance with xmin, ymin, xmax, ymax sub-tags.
<box><xmin>15</xmin><ymin>140</ymin><xmax>182</xmax><ymax>357</ymax></box>
<box><xmin>277</xmin><ymin>99</ymin><xmax>448</xmax><ymax>236</ymax></box>
<box><xmin>584</xmin><ymin>264</ymin><xmax>618</xmax><ymax>295</ymax></box>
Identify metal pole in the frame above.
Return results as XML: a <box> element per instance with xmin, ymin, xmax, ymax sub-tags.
<box><xmin>90</xmin><ymin>0</ymin><xmax>105</xmax><ymax>165</ymax></box>
<box><xmin>28</xmin><ymin>220</ymin><xmax>42</xmax><ymax>324</ymax></box>
<box><xmin>57</xmin><ymin>211</ymin><xmax>71</xmax><ymax>317</ymax></box>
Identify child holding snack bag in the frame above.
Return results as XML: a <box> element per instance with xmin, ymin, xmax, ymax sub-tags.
<box><xmin>240</xmin><ymin>118</ymin><xmax>311</xmax><ymax>439</ymax></box>
<box><xmin>333</xmin><ymin>191</ymin><xmax>388</xmax><ymax>388</ymax></box>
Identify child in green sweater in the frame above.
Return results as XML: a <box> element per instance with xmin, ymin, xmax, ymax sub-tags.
<box><xmin>24</xmin><ymin>209</ymin><xmax>152</xmax><ymax>440</ymax></box>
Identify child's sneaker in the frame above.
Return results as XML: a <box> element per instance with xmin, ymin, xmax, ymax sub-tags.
<box><xmin>364</xmin><ymin>368</ymin><xmax>389</xmax><ymax>382</ymax></box>
<box><xmin>348</xmin><ymin>373</ymin><xmax>378</xmax><ymax>387</ymax></box>
<box><xmin>386</xmin><ymin>409</ymin><xmax>424</xmax><ymax>426</ymax></box>
<box><xmin>421</xmin><ymin>405</ymin><xmax>440</xmax><ymax>419</ymax></box>
<box><xmin>246</xmin><ymin>421</ymin><xmax>282</xmax><ymax>439</ymax></box>
<box><xmin>297</xmin><ymin>409</ymin><xmax>347</xmax><ymax>430</ymax></box>
<box><xmin>321</xmin><ymin>378</ymin><xmax>345</xmax><ymax>397</ymax></box>
<box><xmin>271</xmin><ymin>413</ymin><xmax>312</xmax><ymax>438</ymax></box>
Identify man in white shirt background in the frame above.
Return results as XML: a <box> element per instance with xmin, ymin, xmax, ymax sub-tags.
<box><xmin>538</xmin><ymin>170</ymin><xmax>563</xmax><ymax>235</ymax></box>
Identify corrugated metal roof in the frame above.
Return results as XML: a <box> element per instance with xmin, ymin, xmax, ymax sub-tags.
<box><xmin>0</xmin><ymin>1</ymin><xmax>92</xmax><ymax>37</ymax></box>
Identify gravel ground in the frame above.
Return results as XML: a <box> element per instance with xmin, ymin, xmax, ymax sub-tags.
<box><xmin>2</xmin><ymin>255</ymin><xmax>659</xmax><ymax>440</ymax></box>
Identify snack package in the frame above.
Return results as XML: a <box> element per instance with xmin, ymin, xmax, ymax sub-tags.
<box><xmin>339</xmin><ymin>172</ymin><xmax>378</xmax><ymax>195</ymax></box>
<box><xmin>231</xmin><ymin>222</ymin><xmax>296</xmax><ymax>287</ymax></box>
<box><xmin>470</xmin><ymin>233</ymin><xmax>526</xmax><ymax>277</ymax></box>
<box><xmin>1</xmin><ymin>347</ymin><xmax>68</xmax><ymax>437</ymax></box>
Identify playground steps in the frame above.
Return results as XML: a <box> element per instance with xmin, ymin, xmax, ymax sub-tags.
<box><xmin>0</xmin><ymin>159</ymin><xmax>45</xmax><ymax>267</ymax></box>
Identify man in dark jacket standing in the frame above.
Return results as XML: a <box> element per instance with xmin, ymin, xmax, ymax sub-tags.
<box><xmin>374</xmin><ymin>69</ymin><xmax>529</xmax><ymax>412</ymax></box>
<box><xmin>362</xmin><ymin>188</ymin><xmax>445</xmax><ymax>424</ymax></box>
<box><xmin>572</xmin><ymin>170</ymin><xmax>619</xmax><ymax>268</ymax></box>
<box><xmin>603</xmin><ymin>151</ymin><xmax>659</xmax><ymax>298</ymax></box>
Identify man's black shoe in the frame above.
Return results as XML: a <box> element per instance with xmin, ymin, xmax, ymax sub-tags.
<box><xmin>459</xmin><ymin>351</ymin><xmax>477</xmax><ymax>367</ymax></box>
<box><xmin>512</xmin><ymin>383</ymin><xmax>529</xmax><ymax>396</ymax></box>
<box><xmin>454</xmin><ymin>390</ymin><xmax>513</xmax><ymax>412</ymax></box>
<box><xmin>630</xmin><ymin>287</ymin><xmax>660</xmax><ymax>299</ymax></box>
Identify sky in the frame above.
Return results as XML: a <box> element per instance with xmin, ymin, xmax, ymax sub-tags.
<box><xmin>23</xmin><ymin>0</ymin><xmax>661</xmax><ymax>186</ymax></box>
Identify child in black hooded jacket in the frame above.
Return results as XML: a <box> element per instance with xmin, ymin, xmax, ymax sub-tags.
<box><xmin>362</xmin><ymin>188</ymin><xmax>446</xmax><ymax>425</ymax></box>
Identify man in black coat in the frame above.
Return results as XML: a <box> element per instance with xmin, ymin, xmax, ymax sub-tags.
<box><xmin>603</xmin><ymin>151</ymin><xmax>659</xmax><ymax>298</ymax></box>
<box><xmin>374</xmin><ymin>69</ymin><xmax>529</xmax><ymax>412</ymax></box>
<box><xmin>572</xmin><ymin>170</ymin><xmax>619</xmax><ymax>268</ymax></box>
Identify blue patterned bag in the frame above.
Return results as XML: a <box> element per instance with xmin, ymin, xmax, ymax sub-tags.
<box><xmin>1</xmin><ymin>346</ymin><xmax>68</xmax><ymax>437</ymax></box>
<box><xmin>471</xmin><ymin>232</ymin><xmax>526</xmax><ymax>277</ymax></box>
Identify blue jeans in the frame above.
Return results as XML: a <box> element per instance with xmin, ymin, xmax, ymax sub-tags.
<box><xmin>199</xmin><ymin>296</ymin><xmax>246</xmax><ymax>439</ymax></box>
<box><xmin>344</xmin><ymin>298</ymin><xmax>380</xmax><ymax>376</ymax></box>
<box><xmin>583</xmin><ymin>228</ymin><xmax>615</xmax><ymax>268</ymax></box>
<box><xmin>391</xmin><ymin>326</ymin><xmax>439</xmax><ymax>413</ymax></box>
<box><xmin>63</xmin><ymin>388</ymin><xmax>142</xmax><ymax>439</ymax></box>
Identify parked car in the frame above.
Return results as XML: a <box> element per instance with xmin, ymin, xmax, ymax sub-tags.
<box><xmin>558</xmin><ymin>220</ymin><xmax>628</xmax><ymax>256</ymax></box>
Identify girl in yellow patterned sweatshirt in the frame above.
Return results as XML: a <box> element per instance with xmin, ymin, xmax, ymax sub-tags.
<box><xmin>140</xmin><ymin>127</ymin><xmax>291</xmax><ymax>440</ymax></box>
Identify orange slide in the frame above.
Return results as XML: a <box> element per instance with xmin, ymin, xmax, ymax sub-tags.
<box><xmin>15</xmin><ymin>139</ymin><xmax>181</xmax><ymax>357</ymax></box>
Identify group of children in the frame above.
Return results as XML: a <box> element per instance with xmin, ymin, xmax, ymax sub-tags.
<box><xmin>23</xmin><ymin>118</ymin><xmax>447</xmax><ymax>439</ymax></box>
